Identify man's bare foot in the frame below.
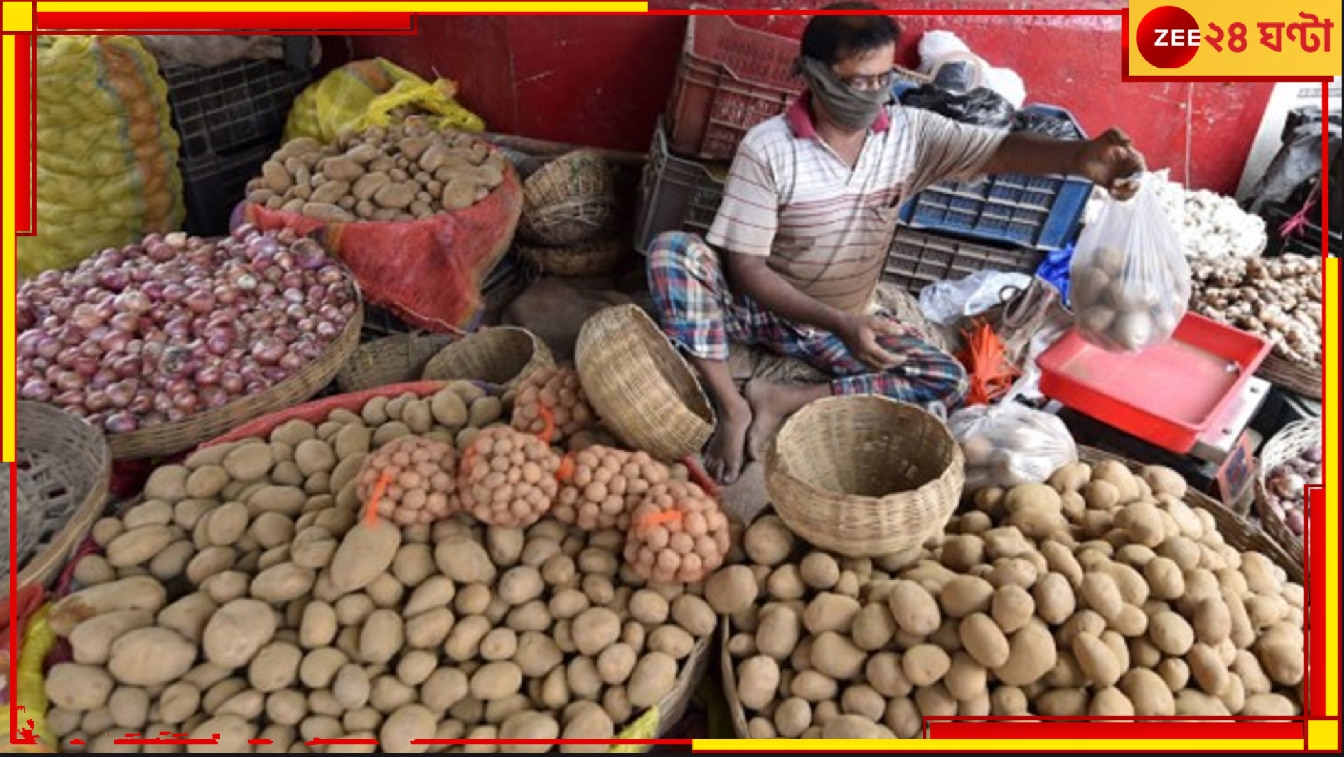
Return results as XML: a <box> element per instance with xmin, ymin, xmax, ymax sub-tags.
<box><xmin>704</xmin><ymin>396</ymin><xmax>752</xmax><ymax>484</ymax></box>
<box><xmin>745</xmin><ymin>379</ymin><xmax>830</xmax><ymax>462</ymax></box>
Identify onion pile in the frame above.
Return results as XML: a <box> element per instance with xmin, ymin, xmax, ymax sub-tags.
<box><xmin>1263</xmin><ymin>441</ymin><xmax>1321</xmax><ymax>538</ymax></box>
<box><xmin>15</xmin><ymin>226</ymin><xmax>358</xmax><ymax>434</ymax></box>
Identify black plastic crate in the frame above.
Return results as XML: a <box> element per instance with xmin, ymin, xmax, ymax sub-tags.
<box><xmin>161</xmin><ymin>58</ymin><xmax>312</xmax><ymax>163</ymax></box>
<box><xmin>179</xmin><ymin>142</ymin><xmax>276</xmax><ymax>237</ymax></box>
<box><xmin>884</xmin><ymin>225</ymin><xmax>1046</xmax><ymax>295</ymax></box>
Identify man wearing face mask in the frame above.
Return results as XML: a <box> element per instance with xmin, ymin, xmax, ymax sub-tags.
<box><xmin>647</xmin><ymin>2</ymin><xmax>1147</xmax><ymax>484</ymax></box>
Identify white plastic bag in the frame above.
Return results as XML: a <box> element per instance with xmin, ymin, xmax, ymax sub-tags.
<box><xmin>919</xmin><ymin>270</ymin><xmax>1033</xmax><ymax>326</ymax></box>
<box><xmin>949</xmin><ymin>403</ymin><xmax>1079</xmax><ymax>491</ymax></box>
<box><xmin>1069</xmin><ymin>173</ymin><xmax>1192</xmax><ymax>352</ymax></box>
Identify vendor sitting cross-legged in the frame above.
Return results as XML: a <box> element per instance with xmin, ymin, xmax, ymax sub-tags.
<box><xmin>648</xmin><ymin>3</ymin><xmax>1147</xmax><ymax>484</ymax></box>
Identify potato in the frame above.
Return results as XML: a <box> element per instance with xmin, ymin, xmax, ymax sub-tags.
<box><xmin>938</xmin><ymin>575</ymin><xmax>995</xmax><ymax>618</ymax></box>
<box><xmin>670</xmin><ymin>594</ymin><xmax>716</xmax><ymax>638</ymax></box>
<box><xmin>811</xmin><ymin>631</ymin><xmax>867</xmax><ymax>681</ymax></box>
<box><xmin>943</xmin><ymin>651</ymin><xmax>987</xmax><ymax>702</ymax></box>
<box><xmin>1149</xmin><ymin>611</ymin><xmax>1195</xmax><ymax>656</ymax></box>
<box><xmin>360</xmin><ymin>609</ymin><xmax>405</xmax><ymax>665</ymax></box>
<box><xmin>67</xmin><ymin>609</ymin><xmax>155</xmax><ymax>665</ymax></box>
<box><xmin>823</xmin><ymin>714</ymin><xmax>888</xmax><ymax>739</ymax></box>
<box><xmin>628</xmin><ymin>652</ymin><xmax>678</xmax><ymax>708</ymax></box>
<box><xmin>421</xmin><ymin>667</ymin><xmax>470</xmax><ymax>714</ymax></box>
<box><xmin>958</xmin><ymin>612</ymin><xmax>1010</xmax><ymax>668</ymax></box>
<box><xmin>46</xmin><ymin>664</ymin><xmax>115</xmax><ymax>710</ymax></box>
<box><xmin>381</xmin><ymin>704</ymin><xmax>437</xmax><ymax>752</ymax></box>
<box><xmin>203</xmin><ymin>598</ymin><xmax>277</xmax><ymax>668</ymax></box>
<box><xmin>993</xmin><ymin>619</ymin><xmax>1057</xmax><ymax>686</ymax></box>
<box><xmin>251</xmin><ymin>562</ymin><xmax>317</xmax><ymax>604</ymax></box>
<box><xmin>108</xmin><ymin>627</ymin><xmax>197</xmax><ymax>686</ymax></box>
<box><xmin>1156</xmin><ymin>657</ymin><xmax>1190</xmax><ymax>691</ymax></box>
<box><xmin>1073</xmin><ymin>633</ymin><xmax>1123</xmax><ymax>688</ymax></box>
<box><xmin>470</xmin><ymin>662</ymin><xmax>523</xmax><ymax>702</ymax></box>
<box><xmin>851</xmin><ymin>602</ymin><xmax>897</xmax><ymax>652</ymax></box>
<box><xmin>987</xmin><ymin>584</ymin><xmax>1034</xmax><ymax>634</ymax></box>
<box><xmin>498</xmin><ymin>711</ymin><xmax>560</xmax><ymax>753</ymax></box>
<box><xmin>990</xmin><ymin>686</ymin><xmax>1029</xmax><ymax>716</ymax></box>
<box><xmin>571</xmin><ymin>608</ymin><xmax>620</xmax><ymax>656</ymax></box>
<box><xmin>799</xmin><ymin>552</ymin><xmax>841</xmax><ymax>590</ymax></box>
<box><xmin>1037</xmin><ymin>688</ymin><xmax>1089</xmax><ymax>716</ymax></box>
<box><xmin>866</xmin><ymin>652</ymin><xmax>913</xmax><ymax>698</ymax></box>
<box><xmin>435</xmin><ymin>537</ymin><xmax>498</xmax><ymax>585</ymax></box>
<box><xmin>1256</xmin><ymin>641</ymin><xmax>1304</xmax><ymax>686</ymax></box>
<box><xmin>1120</xmin><ymin>668</ymin><xmax>1175</xmax><ymax>716</ymax></box>
<box><xmin>902</xmin><ymin>644</ymin><xmax>952</xmax><ymax>687</ymax></box>
<box><xmin>1030</xmin><ymin>573</ymin><xmax>1074</xmax><ymax>626</ymax></box>
<box><xmin>705</xmin><ymin>566</ymin><xmax>758</xmax><ymax>616</ymax></box>
<box><xmin>1089</xmin><ymin>686</ymin><xmax>1135</xmax><ymax>716</ymax></box>
<box><xmin>329</xmin><ymin>520</ymin><xmax>402</xmax><ymax>595</ymax></box>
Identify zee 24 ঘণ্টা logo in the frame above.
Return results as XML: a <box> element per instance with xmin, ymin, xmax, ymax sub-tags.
<box><xmin>1135</xmin><ymin>4</ymin><xmax>1334</xmax><ymax>69</ymax></box>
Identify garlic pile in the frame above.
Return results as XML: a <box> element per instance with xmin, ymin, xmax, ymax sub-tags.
<box><xmin>1083</xmin><ymin>170</ymin><xmax>1267</xmax><ymax>259</ymax></box>
<box><xmin>1189</xmin><ymin>254</ymin><xmax>1321</xmax><ymax>366</ymax></box>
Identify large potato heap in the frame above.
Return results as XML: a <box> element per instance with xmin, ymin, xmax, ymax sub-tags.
<box><xmin>248</xmin><ymin>117</ymin><xmax>509</xmax><ymax>223</ymax></box>
<box><xmin>45</xmin><ymin>382</ymin><xmax>718</xmax><ymax>753</ymax></box>
<box><xmin>717</xmin><ymin>460</ymin><xmax>1305</xmax><ymax>739</ymax></box>
<box><xmin>553</xmin><ymin>446</ymin><xmax>670</xmax><ymax>532</ymax></box>
<box><xmin>458</xmin><ymin>427</ymin><xmax>562</xmax><ymax>530</ymax></box>
<box><xmin>625</xmin><ymin>481</ymin><xmax>732</xmax><ymax>585</ymax></box>
<box><xmin>510</xmin><ymin>366</ymin><xmax>598</xmax><ymax>448</ymax></box>
<box><xmin>357</xmin><ymin>436</ymin><xmax>458</xmax><ymax>526</ymax></box>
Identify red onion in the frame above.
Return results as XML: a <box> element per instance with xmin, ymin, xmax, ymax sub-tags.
<box><xmin>220</xmin><ymin>372</ymin><xmax>244</xmax><ymax>394</ymax></box>
<box><xmin>110</xmin><ymin>312</ymin><xmax>139</xmax><ymax>333</ymax></box>
<box><xmin>195</xmin><ymin>365</ymin><xmax>222</xmax><ymax>386</ymax></box>
<box><xmin>315</xmin><ymin>321</ymin><xmax>340</xmax><ymax>339</ymax></box>
<box><xmin>214</xmin><ymin>285</ymin><xmax>240</xmax><ymax>305</ymax></box>
<box><xmin>251</xmin><ymin>338</ymin><xmax>286</xmax><ymax>365</ymax></box>
<box><xmin>21</xmin><ymin>380</ymin><xmax>52</xmax><ymax>401</ymax></box>
<box><xmin>184</xmin><ymin>290</ymin><xmax>216</xmax><ymax>314</ymax></box>
<box><xmin>36</xmin><ymin>336</ymin><xmax>60</xmax><ymax>360</ymax></box>
<box><xmin>114</xmin><ymin>291</ymin><xmax>151</xmax><ymax>314</ymax></box>
<box><xmin>72</xmin><ymin>356</ymin><xmax>100</xmax><ymax>378</ymax></box>
<box><xmin>54</xmin><ymin>390</ymin><xmax>85</xmax><ymax>408</ymax></box>
<box><xmin>85</xmin><ymin>390</ymin><xmax>113</xmax><ymax>413</ymax></box>
<box><xmin>173</xmin><ymin>392</ymin><xmax>200</xmax><ymax>412</ymax></box>
<box><xmin>100</xmin><ymin>330</ymin><xmax>131</xmax><ymax>353</ymax></box>
<box><xmin>112</xmin><ymin>355</ymin><xmax>142</xmax><ymax>378</ymax></box>
<box><xmin>104</xmin><ymin>412</ymin><xmax>138</xmax><ymax>433</ymax></box>
<box><xmin>17</xmin><ymin>331</ymin><xmax>44</xmax><ymax>358</ymax></box>
<box><xmin>130</xmin><ymin>392</ymin><xmax>154</xmax><ymax>414</ymax></box>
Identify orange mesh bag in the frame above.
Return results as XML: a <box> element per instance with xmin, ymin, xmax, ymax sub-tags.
<box><xmin>457</xmin><ymin>426</ymin><xmax>561</xmax><ymax>528</ymax></box>
<box><xmin>624</xmin><ymin>480</ymin><xmax>731</xmax><ymax>583</ymax></box>
<box><xmin>552</xmin><ymin>445</ymin><xmax>671</xmax><ymax>531</ymax></box>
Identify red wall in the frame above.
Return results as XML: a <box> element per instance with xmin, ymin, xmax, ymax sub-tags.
<box><xmin>337</xmin><ymin>2</ymin><xmax>1273</xmax><ymax>194</ymax></box>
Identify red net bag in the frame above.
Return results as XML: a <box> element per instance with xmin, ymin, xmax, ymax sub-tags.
<box><xmin>552</xmin><ymin>445</ymin><xmax>670</xmax><ymax>531</ymax></box>
<box><xmin>624</xmin><ymin>481</ymin><xmax>731</xmax><ymax>583</ymax></box>
<box><xmin>457</xmin><ymin>426</ymin><xmax>560</xmax><ymax>528</ymax></box>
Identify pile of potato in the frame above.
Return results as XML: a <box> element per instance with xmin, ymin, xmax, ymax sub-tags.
<box><xmin>247</xmin><ymin>117</ymin><xmax>509</xmax><ymax>224</ymax></box>
<box><xmin>1189</xmin><ymin>254</ymin><xmax>1322</xmax><ymax>366</ymax></box>
<box><xmin>718</xmin><ymin>460</ymin><xmax>1305</xmax><ymax>739</ymax></box>
<box><xmin>44</xmin><ymin>383</ymin><xmax>715</xmax><ymax>753</ymax></box>
<box><xmin>511</xmin><ymin>367</ymin><xmax>597</xmax><ymax>448</ymax></box>
<box><xmin>553</xmin><ymin>446</ymin><xmax>670</xmax><ymax>532</ymax></box>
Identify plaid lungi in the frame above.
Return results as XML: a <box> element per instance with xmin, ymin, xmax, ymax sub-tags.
<box><xmin>647</xmin><ymin>231</ymin><xmax>968</xmax><ymax>407</ymax></box>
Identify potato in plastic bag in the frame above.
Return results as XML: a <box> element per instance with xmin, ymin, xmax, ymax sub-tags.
<box><xmin>1068</xmin><ymin>173</ymin><xmax>1192</xmax><ymax>353</ymax></box>
<box><xmin>949</xmin><ymin>403</ymin><xmax>1078</xmax><ymax>490</ymax></box>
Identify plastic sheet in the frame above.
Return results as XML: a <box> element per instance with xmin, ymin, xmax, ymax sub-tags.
<box><xmin>949</xmin><ymin>402</ymin><xmax>1079</xmax><ymax>490</ymax></box>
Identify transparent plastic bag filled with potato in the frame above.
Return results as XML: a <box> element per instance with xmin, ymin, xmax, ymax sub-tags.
<box><xmin>1068</xmin><ymin>173</ymin><xmax>1192</xmax><ymax>352</ymax></box>
<box><xmin>949</xmin><ymin>402</ymin><xmax>1078</xmax><ymax>491</ymax></box>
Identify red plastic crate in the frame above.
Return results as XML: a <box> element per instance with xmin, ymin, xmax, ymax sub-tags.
<box><xmin>666</xmin><ymin>16</ymin><xmax>803</xmax><ymax>161</ymax></box>
<box><xmin>1036</xmin><ymin>313</ymin><xmax>1272</xmax><ymax>454</ymax></box>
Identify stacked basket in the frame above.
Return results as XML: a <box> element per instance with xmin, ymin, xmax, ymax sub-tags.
<box><xmin>516</xmin><ymin>150</ymin><xmax>628</xmax><ymax>277</ymax></box>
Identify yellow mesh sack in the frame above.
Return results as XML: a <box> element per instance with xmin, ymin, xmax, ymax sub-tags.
<box><xmin>284</xmin><ymin>58</ymin><xmax>485</xmax><ymax>145</ymax></box>
<box><xmin>18</xmin><ymin>36</ymin><xmax>184</xmax><ymax>278</ymax></box>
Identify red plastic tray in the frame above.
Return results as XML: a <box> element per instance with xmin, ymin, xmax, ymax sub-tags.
<box><xmin>1036</xmin><ymin>312</ymin><xmax>1271</xmax><ymax>454</ymax></box>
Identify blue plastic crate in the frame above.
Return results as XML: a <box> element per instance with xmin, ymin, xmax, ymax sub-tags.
<box><xmin>893</xmin><ymin>89</ymin><xmax>1094</xmax><ymax>251</ymax></box>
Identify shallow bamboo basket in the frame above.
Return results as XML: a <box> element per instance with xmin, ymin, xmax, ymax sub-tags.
<box><xmin>335</xmin><ymin>332</ymin><xmax>457</xmax><ymax>394</ymax></box>
<box><xmin>517</xmin><ymin>237</ymin><xmax>628</xmax><ymax>277</ymax></box>
<box><xmin>518</xmin><ymin>150</ymin><xmax>618</xmax><ymax>246</ymax></box>
<box><xmin>420</xmin><ymin>326</ymin><xmax>554</xmax><ymax>392</ymax></box>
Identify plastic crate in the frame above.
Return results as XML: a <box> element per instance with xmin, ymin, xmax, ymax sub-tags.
<box><xmin>665</xmin><ymin>15</ymin><xmax>801</xmax><ymax>161</ymax></box>
<box><xmin>179</xmin><ymin>142</ymin><xmax>276</xmax><ymax>237</ymax></box>
<box><xmin>883</xmin><ymin>225</ymin><xmax>1045</xmax><ymax>295</ymax></box>
<box><xmin>635</xmin><ymin>119</ymin><xmax>730</xmax><ymax>254</ymax></box>
<box><xmin>161</xmin><ymin>58</ymin><xmax>312</xmax><ymax>163</ymax></box>
<box><xmin>896</xmin><ymin>102</ymin><xmax>1094</xmax><ymax>251</ymax></box>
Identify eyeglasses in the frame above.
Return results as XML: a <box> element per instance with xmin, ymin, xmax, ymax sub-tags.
<box><xmin>836</xmin><ymin>68</ymin><xmax>896</xmax><ymax>92</ymax></box>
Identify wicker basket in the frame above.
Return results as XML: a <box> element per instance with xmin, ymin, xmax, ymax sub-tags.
<box><xmin>1253</xmin><ymin>419</ymin><xmax>1319</xmax><ymax>567</ymax></box>
<box><xmin>3</xmin><ymin>402</ymin><xmax>111</xmax><ymax>599</ymax></box>
<box><xmin>765</xmin><ymin>396</ymin><xmax>965</xmax><ymax>558</ymax></box>
<box><xmin>335</xmin><ymin>332</ymin><xmax>457</xmax><ymax>394</ymax></box>
<box><xmin>574</xmin><ymin>304</ymin><xmax>715</xmax><ymax>463</ymax></box>
<box><xmin>517</xmin><ymin>237</ymin><xmax>628</xmax><ymax>278</ymax></box>
<box><xmin>1257</xmin><ymin>354</ymin><xmax>1322</xmax><ymax>400</ymax></box>
<box><xmin>420</xmin><ymin>326</ymin><xmax>554</xmax><ymax>392</ymax></box>
<box><xmin>518</xmin><ymin>150</ymin><xmax>618</xmax><ymax>246</ymax></box>
<box><xmin>106</xmin><ymin>285</ymin><xmax>364</xmax><ymax>460</ymax></box>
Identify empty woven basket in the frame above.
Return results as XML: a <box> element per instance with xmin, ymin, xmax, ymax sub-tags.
<box><xmin>575</xmin><ymin>304</ymin><xmax>715</xmax><ymax>463</ymax></box>
<box><xmin>421</xmin><ymin>326</ymin><xmax>554</xmax><ymax>391</ymax></box>
<box><xmin>765</xmin><ymin>396</ymin><xmax>964</xmax><ymax>557</ymax></box>
<box><xmin>518</xmin><ymin>150</ymin><xmax>617</xmax><ymax>246</ymax></box>
<box><xmin>336</xmin><ymin>332</ymin><xmax>457</xmax><ymax>394</ymax></box>
<box><xmin>518</xmin><ymin>237</ymin><xmax>628</xmax><ymax>278</ymax></box>
<box><xmin>3</xmin><ymin>402</ymin><xmax>112</xmax><ymax>597</ymax></box>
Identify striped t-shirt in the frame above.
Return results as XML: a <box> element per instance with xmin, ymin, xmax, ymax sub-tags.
<box><xmin>706</xmin><ymin>94</ymin><xmax>1008</xmax><ymax>314</ymax></box>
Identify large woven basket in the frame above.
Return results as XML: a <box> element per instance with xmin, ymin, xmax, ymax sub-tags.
<box><xmin>575</xmin><ymin>304</ymin><xmax>715</xmax><ymax>463</ymax></box>
<box><xmin>335</xmin><ymin>332</ymin><xmax>457</xmax><ymax>394</ymax></box>
<box><xmin>1253</xmin><ymin>418</ymin><xmax>1319</xmax><ymax>567</ymax></box>
<box><xmin>3</xmin><ymin>402</ymin><xmax>111</xmax><ymax>600</ymax></box>
<box><xmin>1256</xmin><ymin>354</ymin><xmax>1322</xmax><ymax>399</ymax></box>
<box><xmin>517</xmin><ymin>150</ymin><xmax>618</xmax><ymax>246</ymax></box>
<box><xmin>765</xmin><ymin>396</ymin><xmax>965</xmax><ymax>558</ymax></box>
<box><xmin>517</xmin><ymin>237</ymin><xmax>628</xmax><ymax>278</ymax></box>
<box><xmin>420</xmin><ymin>326</ymin><xmax>554</xmax><ymax>392</ymax></box>
<box><xmin>106</xmin><ymin>281</ymin><xmax>364</xmax><ymax>460</ymax></box>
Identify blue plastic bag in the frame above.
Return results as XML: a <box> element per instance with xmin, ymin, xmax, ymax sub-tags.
<box><xmin>1035</xmin><ymin>244</ymin><xmax>1075</xmax><ymax>308</ymax></box>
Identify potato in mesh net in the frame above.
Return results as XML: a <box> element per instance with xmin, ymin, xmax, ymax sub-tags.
<box><xmin>552</xmin><ymin>445</ymin><xmax>671</xmax><ymax>531</ymax></box>
<box><xmin>624</xmin><ymin>480</ymin><xmax>731</xmax><ymax>583</ymax></box>
<box><xmin>458</xmin><ymin>426</ymin><xmax>561</xmax><ymax>528</ymax></box>
<box><xmin>510</xmin><ymin>365</ymin><xmax>597</xmax><ymax>446</ymax></box>
<box><xmin>356</xmin><ymin>435</ymin><xmax>457</xmax><ymax>525</ymax></box>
